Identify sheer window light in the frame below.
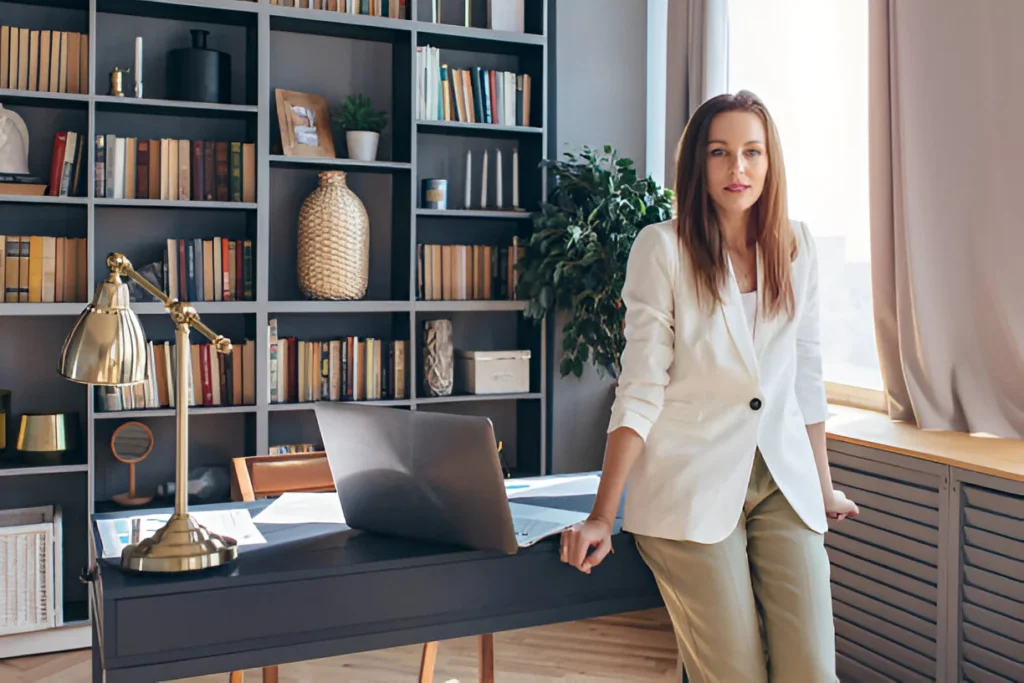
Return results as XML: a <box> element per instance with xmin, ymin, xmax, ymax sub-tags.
<box><xmin>727</xmin><ymin>0</ymin><xmax>883</xmax><ymax>399</ymax></box>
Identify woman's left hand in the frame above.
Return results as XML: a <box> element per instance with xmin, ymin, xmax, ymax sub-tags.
<box><xmin>826</xmin><ymin>489</ymin><xmax>859</xmax><ymax>520</ymax></box>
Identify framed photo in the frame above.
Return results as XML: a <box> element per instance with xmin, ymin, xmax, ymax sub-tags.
<box><xmin>275</xmin><ymin>88</ymin><xmax>335</xmax><ymax>158</ymax></box>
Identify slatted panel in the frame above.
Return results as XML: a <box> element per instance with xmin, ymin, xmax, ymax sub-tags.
<box><xmin>826</xmin><ymin>449</ymin><xmax>941</xmax><ymax>683</ymax></box>
<box><xmin>959</xmin><ymin>483</ymin><xmax>1024</xmax><ymax>683</ymax></box>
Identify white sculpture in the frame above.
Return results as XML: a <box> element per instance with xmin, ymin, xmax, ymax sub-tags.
<box><xmin>0</xmin><ymin>104</ymin><xmax>30</xmax><ymax>175</ymax></box>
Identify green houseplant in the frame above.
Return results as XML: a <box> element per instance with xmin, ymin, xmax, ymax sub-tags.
<box><xmin>517</xmin><ymin>145</ymin><xmax>674</xmax><ymax>379</ymax></box>
<box><xmin>333</xmin><ymin>94</ymin><xmax>388</xmax><ymax>161</ymax></box>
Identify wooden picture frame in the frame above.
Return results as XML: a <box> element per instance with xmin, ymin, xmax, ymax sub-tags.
<box><xmin>274</xmin><ymin>88</ymin><xmax>336</xmax><ymax>158</ymax></box>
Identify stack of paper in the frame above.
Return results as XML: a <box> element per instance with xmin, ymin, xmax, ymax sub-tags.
<box><xmin>504</xmin><ymin>474</ymin><xmax>600</xmax><ymax>499</ymax></box>
<box><xmin>252</xmin><ymin>492</ymin><xmax>346</xmax><ymax>525</ymax></box>
<box><xmin>95</xmin><ymin>509</ymin><xmax>266</xmax><ymax>560</ymax></box>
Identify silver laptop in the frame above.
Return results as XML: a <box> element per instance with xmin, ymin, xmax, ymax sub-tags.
<box><xmin>312</xmin><ymin>402</ymin><xmax>589</xmax><ymax>554</ymax></box>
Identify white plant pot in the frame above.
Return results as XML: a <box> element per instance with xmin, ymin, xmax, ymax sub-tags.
<box><xmin>346</xmin><ymin>131</ymin><xmax>380</xmax><ymax>161</ymax></box>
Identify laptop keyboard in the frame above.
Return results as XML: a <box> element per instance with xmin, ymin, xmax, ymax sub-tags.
<box><xmin>513</xmin><ymin>516</ymin><xmax>559</xmax><ymax>539</ymax></box>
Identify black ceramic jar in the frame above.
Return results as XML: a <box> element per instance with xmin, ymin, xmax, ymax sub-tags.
<box><xmin>166</xmin><ymin>29</ymin><xmax>232</xmax><ymax>104</ymax></box>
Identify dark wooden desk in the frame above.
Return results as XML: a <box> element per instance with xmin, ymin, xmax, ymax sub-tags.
<box><xmin>88</xmin><ymin>492</ymin><xmax>664</xmax><ymax>683</ymax></box>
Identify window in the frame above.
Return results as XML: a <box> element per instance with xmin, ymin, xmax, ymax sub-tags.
<box><xmin>727</xmin><ymin>0</ymin><xmax>883</xmax><ymax>406</ymax></box>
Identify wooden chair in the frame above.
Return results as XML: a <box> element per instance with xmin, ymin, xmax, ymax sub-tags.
<box><xmin>228</xmin><ymin>452</ymin><xmax>495</xmax><ymax>683</ymax></box>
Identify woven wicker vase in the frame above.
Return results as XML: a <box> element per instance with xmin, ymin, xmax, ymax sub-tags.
<box><xmin>297</xmin><ymin>171</ymin><xmax>370</xmax><ymax>300</ymax></box>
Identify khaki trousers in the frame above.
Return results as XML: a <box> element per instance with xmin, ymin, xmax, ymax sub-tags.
<box><xmin>634</xmin><ymin>450</ymin><xmax>837</xmax><ymax>683</ymax></box>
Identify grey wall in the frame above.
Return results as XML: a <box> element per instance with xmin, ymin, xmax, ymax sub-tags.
<box><xmin>548</xmin><ymin>0</ymin><xmax>650</xmax><ymax>474</ymax></box>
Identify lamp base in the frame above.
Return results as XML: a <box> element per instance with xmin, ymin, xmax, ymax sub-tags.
<box><xmin>120</xmin><ymin>513</ymin><xmax>238</xmax><ymax>573</ymax></box>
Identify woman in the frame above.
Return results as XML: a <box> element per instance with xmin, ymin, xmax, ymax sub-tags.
<box><xmin>559</xmin><ymin>90</ymin><xmax>859</xmax><ymax>682</ymax></box>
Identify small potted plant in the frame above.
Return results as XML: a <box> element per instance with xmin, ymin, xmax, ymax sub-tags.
<box><xmin>333</xmin><ymin>94</ymin><xmax>388</xmax><ymax>162</ymax></box>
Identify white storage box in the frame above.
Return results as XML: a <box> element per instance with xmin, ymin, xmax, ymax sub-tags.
<box><xmin>455</xmin><ymin>349</ymin><xmax>531</xmax><ymax>395</ymax></box>
<box><xmin>0</xmin><ymin>505</ymin><xmax>63</xmax><ymax>636</ymax></box>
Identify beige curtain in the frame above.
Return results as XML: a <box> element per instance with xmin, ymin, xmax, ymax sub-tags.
<box><xmin>869</xmin><ymin>0</ymin><xmax>1024</xmax><ymax>438</ymax></box>
<box><xmin>660</xmin><ymin>0</ymin><xmax>730</xmax><ymax>188</ymax></box>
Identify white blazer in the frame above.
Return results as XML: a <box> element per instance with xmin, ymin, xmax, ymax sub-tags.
<box><xmin>608</xmin><ymin>218</ymin><xmax>830</xmax><ymax>544</ymax></box>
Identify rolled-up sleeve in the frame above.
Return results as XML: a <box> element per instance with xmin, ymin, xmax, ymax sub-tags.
<box><xmin>607</xmin><ymin>224</ymin><xmax>677</xmax><ymax>441</ymax></box>
<box><xmin>795</xmin><ymin>222</ymin><xmax>830</xmax><ymax>424</ymax></box>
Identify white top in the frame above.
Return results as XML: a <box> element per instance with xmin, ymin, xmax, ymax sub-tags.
<box><xmin>741</xmin><ymin>290</ymin><xmax>757</xmax><ymax>336</ymax></box>
<box><xmin>607</xmin><ymin>219</ymin><xmax>830</xmax><ymax>544</ymax></box>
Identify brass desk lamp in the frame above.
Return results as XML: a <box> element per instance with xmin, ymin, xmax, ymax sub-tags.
<box><xmin>58</xmin><ymin>253</ymin><xmax>238</xmax><ymax>573</ymax></box>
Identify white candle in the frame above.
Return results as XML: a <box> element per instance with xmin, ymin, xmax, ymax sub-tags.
<box><xmin>496</xmin><ymin>149</ymin><xmax>503</xmax><ymax>209</ymax></box>
<box><xmin>481</xmin><ymin>150</ymin><xmax>488</xmax><ymax>208</ymax></box>
<box><xmin>465</xmin><ymin>151</ymin><xmax>472</xmax><ymax>209</ymax></box>
<box><xmin>512</xmin><ymin>148</ymin><xmax>519</xmax><ymax>208</ymax></box>
<box><xmin>134</xmin><ymin>37</ymin><xmax>143</xmax><ymax>97</ymax></box>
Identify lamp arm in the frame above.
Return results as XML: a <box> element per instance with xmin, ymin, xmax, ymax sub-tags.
<box><xmin>178</xmin><ymin>314</ymin><xmax>232</xmax><ymax>355</ymax></box>
<box><xmin>108</xmin><ymin>253</ymin><xmax>232</xmax><ymax>355</ymax></box>
<box><xmin>117</xmin><ymin>257</ymin><xmax>172</xmax><ymax>305</ymax></box>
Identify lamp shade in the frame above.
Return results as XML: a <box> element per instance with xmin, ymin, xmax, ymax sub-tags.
<box><xmin>58</xmin><ymin>276</ymin><xmax>148</xmax><ymax>386</ymax></box>
<box><xmin>17</xmin><ymin>413</ymin><xmax>76</xmax><ymax>452</ymax></box>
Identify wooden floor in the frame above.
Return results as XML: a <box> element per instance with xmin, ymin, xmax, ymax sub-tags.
<box><xmin>0</xmin><ymin>609</ymin><xmax>680</xmax><ymax>683</ymax></box>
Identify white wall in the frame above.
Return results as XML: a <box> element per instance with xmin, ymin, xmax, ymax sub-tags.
<box><xmin>549</xmin><ymin>0</ymin><xmax>650</xmax><ymax>473</ymax></box>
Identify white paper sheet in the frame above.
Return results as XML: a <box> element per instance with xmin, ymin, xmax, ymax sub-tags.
<box><xmin>96</xmin><ymin>509</ymin><xmax>266</xmax><ymax>560</ymax></box>
<box><xmin>252</xmin><ymin>492</ymin><xmax>346</xmax><ymax>525</ymax></box>
<box><xmin>504</xmin><ymin>474</ymin><xmax>601</xmax><ymax>499</ymax></box>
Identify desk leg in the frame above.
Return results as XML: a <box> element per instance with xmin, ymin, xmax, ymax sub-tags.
<box><xmin>419</xmin><ymin>642</ymin><xmax>439</xmax><ymax>683</ymax></box>
<box><xmin>92</xmin><ymin>618</ymin><xmax>103</xmax><ymax>683</ymax></box>
<box><xmin>478</xmin><ymin>634</ymin><xmax>494</xmax><ymax>683</ymax></box>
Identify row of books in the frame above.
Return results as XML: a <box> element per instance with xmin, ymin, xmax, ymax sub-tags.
<box><xmin>46</xmin><ymin>131</ymin><xmax>87</xmax><ymax>197</ymax></box>
<box><xmin>269</xmin><ymin>0</ymin><xmax>407</xmax><ymax>16</ymax></box>
<box><xmin>417</xmin><ymin>46</ymin><xmax>533</xmax><ymax>127</ymax></box>
<box><xmin>268</xmin><ymin>318</ymin><xmax>409</xmax><ymax>404</ymax></box>
<box><xmin>2</xmin><ymin>236</ymin><xmax>88</xmax><ymax>304</ymax></box>
<box><xmin>1</xmin><ymin>131</ymin><xmax>90</xmax><ymax>198</ymax></box>
<box><xmin>416</xmin><ymin>239</ymin><xmax>524</xmax><ymax>301</ymax></box>
<box><xmin>0</xmin><ymin>26</ymin><xmax>88</xmax><ymax>95</ymax></box>
<box><xmin>95</xmin><ymin>339</ymin><xmax>258</xmax><ymax>413</ymax></box>
<box><xmin>97</xmin><ymin>136</ymin><xmax>257</xmax><ymax>203</ymax></box>
<box><xmin>162</xmin><ymin>238</ymin><xmax>255</xmax><ymax>303</ymax></box>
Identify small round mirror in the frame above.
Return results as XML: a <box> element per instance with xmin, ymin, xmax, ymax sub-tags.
<box><xmin>111</xmin><ymin>421</ymin><xmax>154</xmax><ymax>506</ymax></box>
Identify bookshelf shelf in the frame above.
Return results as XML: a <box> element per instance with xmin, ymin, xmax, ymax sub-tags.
<box><xmin>268</xmin><ymin>300</ymin><xmax>413</xmax><ymax>313</ymax></box>
<box><xmin>416</xmin><ymin>208</ymin><xmax>531</xmax><ymax>220</ymax></box>
<box><xmin>0</xmin><ymin>620</ymin><xmax>90</xmax><ymax>660</ymax></box>
<box><xmin>267</xmin><ymin>399</ymin><xmax>412</xmax><ymax>412</ymax></box>
<box><xmin>0</xmin><ymin>303</ymin><xmax>87</xmax><ymax>315</ymax></box>
<box><xmin>0</xmin><ymin>0</ymin><xmax>549</xmax><ymax>659</ymax></box>
<box><xmin>0</xmin><ymin>88</ymin><xmax>90</xmax><ymax>108</ymax></box>
<box><xmin>93</xmin><ymin>95</ymin><xmax>259</xmax><ymax>118</ymax></box>
<box><xmin>2</xmin><ymin>0</ymin><xmax>88</xmax><ymax>9</ymax></box>
<box><xmin>131</xmin><ymin>301</ymin><xmax>258</xmax><ymax>315</ymax></box>
<box><xmin>416</xmin><ymin>300</ymin><xmax>528</xmax><ymax>312</ymax></box>
<box><xmin>417</xmin><ymin>392</ymin><xmax>541</xmax><ymax>405</ymax></box>
<box><xmin>95</xmin><ymin>0</ymin><xmax>259</xmax><ymax>24</ymax></box>
<box><xmin>268</xmin><ymin>154</ymin><xmax>412</xmax><ymax>173</ymax></box>
<box><xmin>417</xmin><ymin>120</ymin><xmax>543</xmax><ymax>138</ymax></box>
<box><xmin>0</xmin><ymin>463</ymin><xmax>89</xmax><ymax>477</ymax></box>
<box><xmin>92</xmin><ymin>199</ymin><xmax>258</xmax><ymax>210</ymax></box>
<box><xmin>93</xmin><ymin>405</ymin><xmax>257</xmax><ymax>419</ymax></box>
<box><xmin>267</xmin><ymin>4</ymin><xmax>411</xmax><ymax>40</ymax></box>
<box><xmin>0</xmin><ymin>195</ymin><xmax>89</xmax><ymax>205</ymax></box>
<box><xmin>416</xmin><ymin>23</ymin><xmax>545</xmax><ymax>53</ymax></box>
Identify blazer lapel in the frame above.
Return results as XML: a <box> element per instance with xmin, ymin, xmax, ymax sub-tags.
<box><xmin>752</xmin><ymin>244</ymin><xmax>785</xmax><ymax>362</ymax></box>
<box><xmin>722</xmin><ymin>256</ymin><xmax>759</xmax><ymax>378</ymax></box>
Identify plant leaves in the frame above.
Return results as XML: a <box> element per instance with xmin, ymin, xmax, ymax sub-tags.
<box><xmin>514</xmin><ymin>144</ymin><xmax>673</xmax><ymax>380</ymax></box>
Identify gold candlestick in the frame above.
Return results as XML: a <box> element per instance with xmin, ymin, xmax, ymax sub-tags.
<box><xmin>109</xmin><ymin>67</ymin><xmax>130</xmax><ymax>97</ymax></box>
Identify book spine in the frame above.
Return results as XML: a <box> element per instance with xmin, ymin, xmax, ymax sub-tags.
<box><xmin>229</xmin><ymin>142</ymin><xmax>242</xmax><ymax>202</ymax></box>
<box><xmin>136</xmin><ymin>140</ymin><xmax>150</xmax><ymax>199</ymax></box>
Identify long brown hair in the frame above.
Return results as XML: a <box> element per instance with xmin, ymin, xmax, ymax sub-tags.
<box><xmin>673</xmin><ymin>90</ymin><xmax>797</xmax><ymax>319</ymax></box>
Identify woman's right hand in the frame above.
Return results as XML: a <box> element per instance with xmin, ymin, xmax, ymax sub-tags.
<box><xmin>560</xmin><ymin>518</ymin><xmax>614</xmax><ymax>574</ymax></box>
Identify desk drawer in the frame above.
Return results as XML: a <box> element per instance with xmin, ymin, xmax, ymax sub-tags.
<box><xmin>111</xmin><ymin>541</ymin><xmax>657</xmax><ymax>660</ymax></box>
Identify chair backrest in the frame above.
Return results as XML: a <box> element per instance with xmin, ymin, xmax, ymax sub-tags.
<box><xmin>230</xmin><ymin>452</ymin><xmax>335</xmax><ymax>502</ymax></box>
